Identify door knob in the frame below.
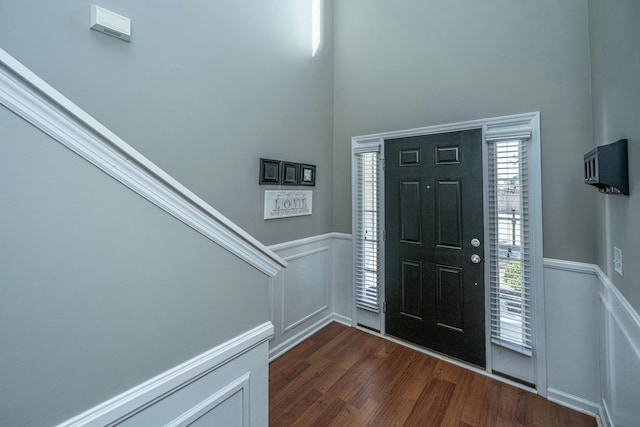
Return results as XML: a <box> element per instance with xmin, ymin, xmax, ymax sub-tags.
<box><xmin>471</xmin><ymin>254</ymin><xmax>481</xmax><ymax>264</ymax></box>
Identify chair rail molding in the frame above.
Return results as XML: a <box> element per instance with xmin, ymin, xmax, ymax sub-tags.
<box><xmin>0</xmin><ymin>48</ymin><xmax>286</xmax><ymax>277</ymax></box>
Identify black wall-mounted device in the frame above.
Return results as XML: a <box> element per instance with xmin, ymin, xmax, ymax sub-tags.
<box><xmin>584</xmin><ymin>139</ymin><xmax>629</xmax><ymax>195</ymax></box>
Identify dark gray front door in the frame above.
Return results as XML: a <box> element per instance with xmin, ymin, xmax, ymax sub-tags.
<box><xmin>385</xmin><ymin>129</ymin><xmax>485</xmax><ymax>367</ymax></box>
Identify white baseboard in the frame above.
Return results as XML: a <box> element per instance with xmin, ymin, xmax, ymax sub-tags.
<box><xmin>547</xmin><ymin>388</ymin><xmax>601</xmax><ymax>418</ymax></box>
<box><xmin>268</xmin><ymin>313</ymin><xmax>353</xmax><ymax>362</ymax></box>
<box><xmin>269</xmin><ymin>314</ymin><xmax>335</xmax><ymax>361</ymax></box>
<box><xmin>58</xmin><ymin>323</ymin><xmax>273</xmax><ymax>426</ymax></box>
<box><xmin>332</xmin><ymin>313</ymin><xmax>352</xmax><ymax>327</ymax></box>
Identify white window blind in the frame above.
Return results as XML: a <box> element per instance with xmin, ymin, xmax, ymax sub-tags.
<box><xmin>354</xmin><ymin>150</ymin><xmax>380</xmax><ymax>312</ymax></box>
<box><xmin>488</xmin><ymin>139</ymin><xmax>532</xmax><ymax>355</ymax></box>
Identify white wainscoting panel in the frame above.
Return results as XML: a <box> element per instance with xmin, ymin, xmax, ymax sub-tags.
<box><xmin>164</xmin><ymin>372</ymin><xmax>250</xmax><ymax>426</ymax></box>
<box><xmin>543</xmin><ymin>259</ymin><xmax>601</xmax><ymax>416</ymax></box>
<box><xmin>58</xmin><ymin>323</ymin><xmax>272</xmax><ymax>427</ymax></box>
<box><xmin>282</xmin><ymin>246</ymin><xmax>329</xmax><ymax>333</ymax></box>
<box><xmin>597</xmin><ymin>267</ymin><xmax>640</xmax><ymax>427</ymax></box>
<box><xmin>331</xmin><ymin>233</ymin><xmax>354</xmax><ymax>324</ymax></box>
<box><xmin>544</xmin><ymin>259</ymin><xmax>640</xmax><ymax>425</ymax></box>
<box><xmin>268</xmin><ymin>233</ymin><xmax>353</xmax><ymax>360</ymax></box>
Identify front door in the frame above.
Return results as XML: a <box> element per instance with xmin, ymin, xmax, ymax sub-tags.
<box><xmin>385</xmin><ymin>129</ymin><xmax>485</xmax><ymax>367</ymax></box>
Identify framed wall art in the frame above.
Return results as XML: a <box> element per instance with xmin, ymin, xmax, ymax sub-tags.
<box><xmin>259</xmin><ymin>158</ymin><xmax>280</xmax><ymax>184</ymax></box>
<box><xmin>281</xmin><ymin>162</ymin><xmax>299</xmax><ymax>186</ymax></box>
<box><xmin>300</xmin><ymin>164</ymin><xmax>316</xmax><ymax>186</ymax></box>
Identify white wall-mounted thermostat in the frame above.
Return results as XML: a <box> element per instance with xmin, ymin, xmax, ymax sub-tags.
<box><xmin>90</xmin><ymin>5</ymin><xmax>131</xmax><ymax>42</ymax></box>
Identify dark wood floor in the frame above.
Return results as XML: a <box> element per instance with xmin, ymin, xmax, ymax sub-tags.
<box><xmin>269</xmin><ymin>322</ymin><xmax>596</xmax><ymax>427</ymax></box>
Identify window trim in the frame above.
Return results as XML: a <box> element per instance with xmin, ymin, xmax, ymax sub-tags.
<box><xmin>483</xmin><ymin>114</ymin><xmax>545</xmax><ymax>392</ymax></box>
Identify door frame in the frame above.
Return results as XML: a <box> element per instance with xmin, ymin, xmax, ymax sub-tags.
<box><xmin>351</xmin><ymin>112</ymin><xmax>545</xmax><ymax>394</ymax></box>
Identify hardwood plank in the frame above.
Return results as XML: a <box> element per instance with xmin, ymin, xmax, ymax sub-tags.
<box><xmin>328</xmin><ymin>398</ymin><xmax>381</xmax><ymax>426</ymax></box>
<box><xmin>459</xmin><ymin>369</ymin><xmax>490</xmax><ymax>425</ymax></box>
<box><xmin>269</xmin><ymin>323</ymin><xmax>597</xmax><ymax>427</ymax></box>
<box><xmin>270</xmin><ymin>388</ymin><xmax>323</xmax><ymax>426</ymax></box>
<box><xmin>290</xmin><ymin>397</ymin><xmax>347</xmax><ymax>427</ymax></box>
<box><xmin>404</xmin><ymin>378</ymin><xmax>456</xmax><ymax>426</ymax></box>
<box><xmin>439</xmin><ymin>368</ymin><xmax>474</xmax><ymax>426</ymax></box>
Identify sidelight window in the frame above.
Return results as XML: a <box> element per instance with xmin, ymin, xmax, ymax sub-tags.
<box><xmin>353</xmin><ymin>148</ymin><xmax>380</xmax><ymax>312</ymax></box>
<box><xmin>488</xmin><ymin>139</ymin><xmax>532</xmax><ymax>355</ymax></box>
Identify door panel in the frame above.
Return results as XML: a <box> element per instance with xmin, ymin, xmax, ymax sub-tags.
<box><xmin>400</xmin><ymin>149</ymin><xmax>421</xmax><ymax>165</ymax></box>
<box><xmin>400</xmin><ymin>259</ymin><xmax>423</xmax><ymax>319</ymax></box>
<box><xmin>436</xmin><ymin>180</ymin><xmax>462</xmax><ymax>249</ymax></box>
<box><xmin>435</xmin><ymin>265</ymin><xmax>464</xmax><ymax>331</ymax></box>
<box><xmin>400</xmin><ymin>181</ymin><xmax>422</xmax><ymax>243</ymax></box>
<box><xmin>385</xmin><ymin>129</ymin><xmax>485</xmax><ymax>367</ymax></box>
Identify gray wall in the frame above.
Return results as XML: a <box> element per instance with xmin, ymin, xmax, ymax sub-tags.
<box><xmin>0</xmin><ymin>0</ymin><xmax>334</xmax><ymax>246</ymax></box>
<box><xmin>333</xmin><ymin>0</ymin><xmax>597</xmax><ymax>263</ymax></box>
<box><xmin>589</xmin><ymin>0</ymin><xmax>640</xmax><ymax>311</ymax></box>
<box><xmin>0</xmin><ymin>106</ymin><xmax>270</xmax><ymax>425</ymax></box>
<box><xmin>0</xmin><ymin>1</ymin><xmax>334</xmax><ymax>424</ymax></box>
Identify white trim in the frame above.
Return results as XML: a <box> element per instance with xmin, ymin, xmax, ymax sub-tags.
<box><xmin>543</xmin><ymin>258</ymin><xmax>598</xmax><ymax>274</ymax></box>
<box><xmin>482</xmin><ymin>125</ymin><xmax>493</xmax><ymax>374</ymax></box>
<box><xmin>267</xmin><ymin>232</ymin><xmax>351</xmax><ymax>252</ymax></box>
<box><xmin>282</xmin><ymin>246</ymin><xmax>329</xmax><ymax>263</ymax></box>
<box><xmin>283</xmin><ymin>304</ymin><xmax>329</xmax><ymax>334</ymax></box>
<box><xmin>0</xmin><ymin>48</ymin><xmax>286</xmax><ymax>278</ymax></box>
<box><xmin>57</xmin><ymin>322</ymin><xmax>273</xmax><ymax>426</ymax></box>
<box><xmin>597</xmin><ymin>266</ymin><xmax>640</xmax><ymax>359</ymax></box>
<box><xmin>332</xmin><ymin>313</ymin><xmax>352</xmax><ymax>326</ymax></box>
<box><xmin>525</xmin><ymin>113</ymin><xmax>547</xmax><ymax>396</ymax></box>
<box><xmin>331</xmin><ymin>232</ymin><xmax>353</xmax><ymax>241</ymax></box>
<box><xmin>351</xmin><ymin>112</ymin><xmax>540</xmax><ymax>142</ymax></box>
<box><xmin>601</xmin><ymin>400</ymin><xmax>614</xmax><ymax>427</ymax></box>
<box><xmin>269</xmin><ymin>314</ymin><xmax>335</xmax><ymax>361</ymax></box>
<box><xmin>165</xmin><ymin>373</ymin><xmax>251</xmax><ymax>427</ymax></box>
<box><xmin>547</xmin><ymin>388</ymin><xmax>602</xmax><ymax>419</ymax></box>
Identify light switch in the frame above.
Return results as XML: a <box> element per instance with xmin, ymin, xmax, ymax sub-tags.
<box><xmin>613</xmin><ymin>246</ymin><xmax>623</xmax><ymax>276</ymax></box>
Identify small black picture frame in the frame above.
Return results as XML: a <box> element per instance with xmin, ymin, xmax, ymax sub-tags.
<box><xmin>281</xmin><ymin>162</ymin><xmax>300</xmax><ymax>186</ymax></box>
<box><xmin>300</xmin><ymin>164</ymin><xmax>316</xmax><ymax>186</ymax></box>
<box><xmin>259</xmin><ymin>158</ymin><xmax>280</xmax><ymax>185</ymax></box>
